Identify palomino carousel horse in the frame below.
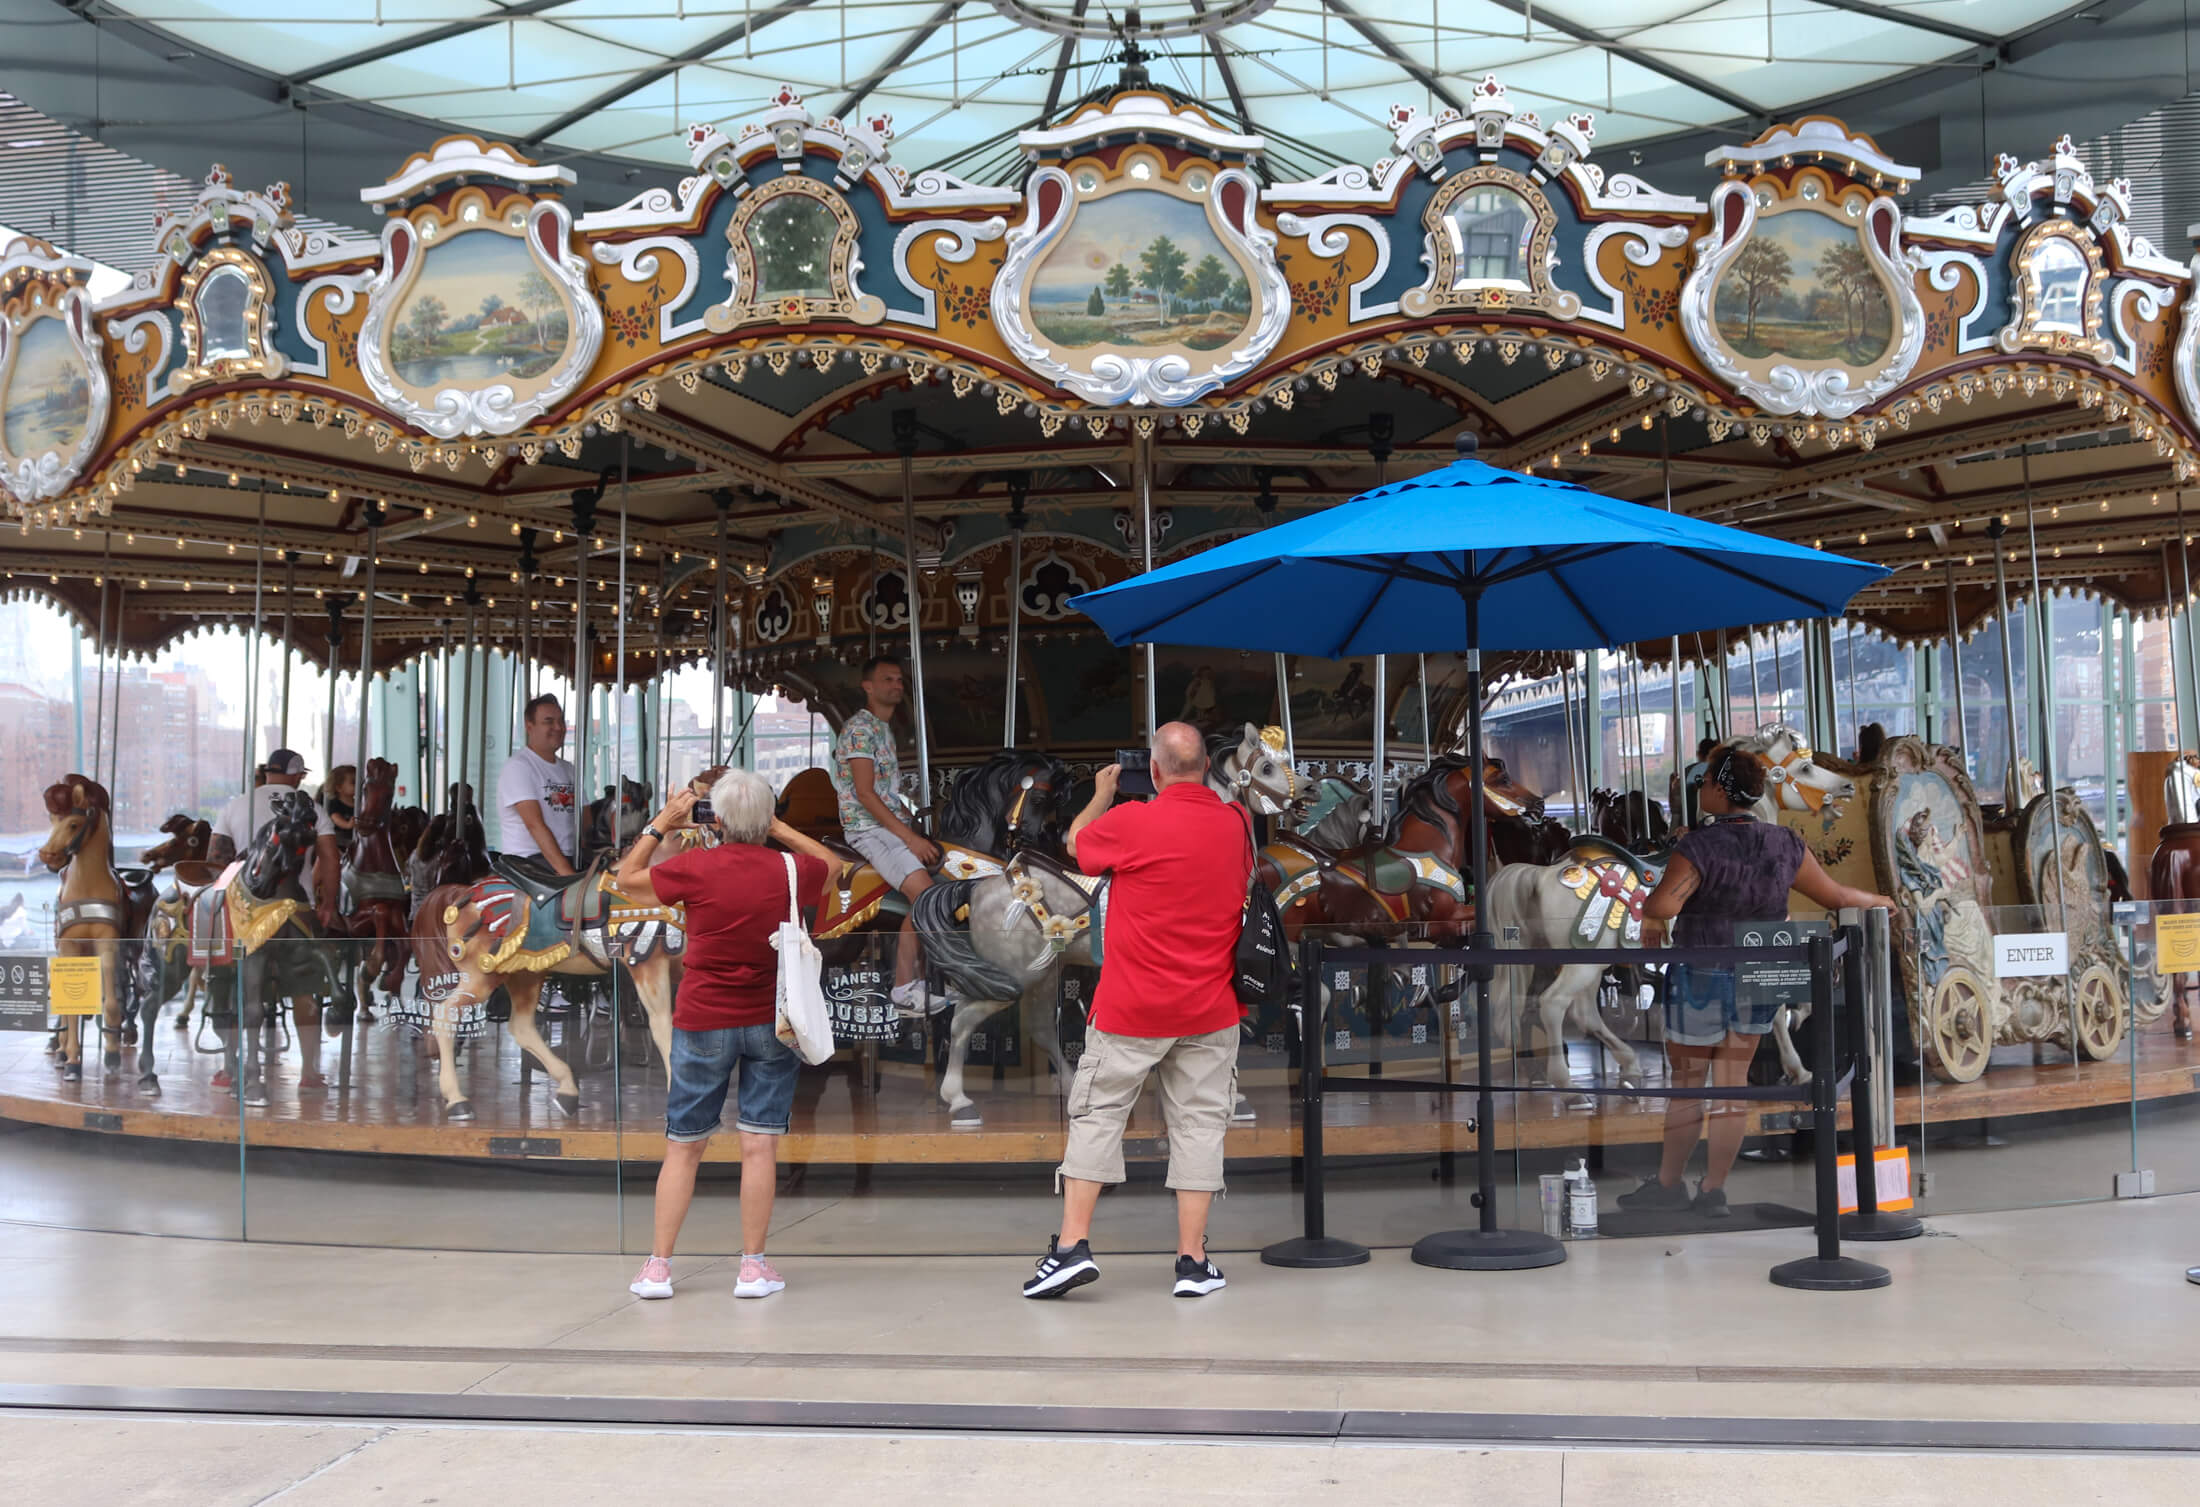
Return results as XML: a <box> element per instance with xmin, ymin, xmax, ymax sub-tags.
<box><xmin>912</xmin><ymin>726</ymin><xmax>1295</xmax><ymax>1127</ymax></box>
<box><xmin>332</xmin><ymin>758</ymin><xmax>411</xmax><ymax>1006</ymax></box>
<box><xmin>37</xmin><ymin>775</ymin><xmax>145</xmax><ymax>1082</ymax></box>
<box><xmin>409</xmin><ymin>826</ymin><xmax>689</xmax><ymax>1121</ymax></box>
<box><xmin>191</xmin><ymin>791</ymin><xmax>342</xmax><ymax>1106</ymax></box>
<box><xmin>1485</xmin><ymin>725</ymin><xmax>1853</xmax><ymax>1089</ymax></box>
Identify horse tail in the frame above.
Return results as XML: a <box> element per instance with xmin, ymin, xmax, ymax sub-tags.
<box><xmin>912</xmin><ymin>879</ymin><xmax>1022</xmax><ymax>1001</ymax></box>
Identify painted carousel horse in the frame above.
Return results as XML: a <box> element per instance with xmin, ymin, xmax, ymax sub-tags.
<box><xmin>38</xmin><ymin>775</ymin><xmax>147</xmax><ymax>1082</ymax></box>
<box><xmin>584</xmin><ymin>777</ymin><xmax>652</xmax><ymax>852</ymax></box>
<box><xmin>408</xmin><ymin>784</ymin><xmax>490</xmax><ymax>899</ymax></box>
<box><xmin>2148</xmin><ymin>752</ymin><xmax>2200</xmax><ymax>1039</ymax></box>
<box><xmin>912</xmin><ymin>726</ymin><xmax>1295</xmax><ymax>1127</ymax></box>
<box><xmin>190</xmin><ymin>790</ymin><xmax>342</xmax><ymax>1106</ymax></box>
<box><xmin>1485</xmin><ymin>724</ymin><xmax>1852</xmax><ymax>1089</ymax></box>
<box><xmin>130</xmin><ymin>814</ymin><xmax>214</xmax><ymax>1053</ymax></box>
<box><xmin>409</xmin><ymin>830</ymin><xmax>688</xmax><ymax>1122</ymax></box>
<box><xmin>1259</xmin><ymin>752</ymin><xmax>1477</xmax><ymax>950</ymax></box>
<box><xmin>810</xmin><ymin>748</ymin><xmax>1074</xmax><ymax>956</ymax></box>
<box><xmin>333</xmin><ymin>758</ymin><xmax>411</xmax><ymax>1008</ymax></box>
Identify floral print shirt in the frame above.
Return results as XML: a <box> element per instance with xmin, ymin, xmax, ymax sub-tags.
<box><xmin>830</xmin><ymin>709</ymin><xmax>898</xmax><ymax>832</ymax></box>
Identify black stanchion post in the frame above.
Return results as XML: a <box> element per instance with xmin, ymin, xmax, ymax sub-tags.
<box><xmin>1772</xmin><ymin>932</ymin><xmax>1891</xmax><ymax>1291</ymax></box>
<box><xmin>1263</xmin><ymin>940</ymin><xmax>1369</xmax><ymax>1268</ymax></box>
<box><xmin>1838</xmin><ymin>922</ymin><xmax>1922</xmax><ymax>1242</ymax></box>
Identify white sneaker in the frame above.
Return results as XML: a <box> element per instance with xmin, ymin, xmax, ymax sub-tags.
<box><xmin>629</xmin><ymin>1255</ymin><xmax>673</xmax><ymax>1300</ymax></box>
<box><xmin>891</xmin><ymin>980</ymin><xmax>950</xmax><ymax>1017</ymax></box>
<box><xmin>734</xmin><ymin>1255</ymin><xmax>785</xmax><ymax>1298</ymax></box>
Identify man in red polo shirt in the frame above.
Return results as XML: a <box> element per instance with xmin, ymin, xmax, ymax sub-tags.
<box><xmin>1023</xmin><ymin>721</ymin><xmax>1252</xmax><ymax>1300</ymax></box>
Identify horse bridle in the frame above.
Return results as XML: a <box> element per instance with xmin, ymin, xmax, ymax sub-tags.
<box><xmin>1756</xmin><ymin>744</ymin><xmax>1829</xmax><ymax>813</ymax></box>
<box><xmin>42</xmin><ymin>805</ymin><xmax>102</xmax><ymax>869</ymax></box>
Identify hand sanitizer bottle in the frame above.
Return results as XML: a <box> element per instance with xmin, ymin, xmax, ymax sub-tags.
<box><xmin>1566</xmin><ymin>1159</ymin><xmax>1599</xmax><ymax>1238</ymax></box>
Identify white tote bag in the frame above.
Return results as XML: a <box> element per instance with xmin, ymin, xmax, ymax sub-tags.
<box><xmin>771</xmin><ymin>851</ymin><xmax>836</xmax><ymax>1065</ymax></box>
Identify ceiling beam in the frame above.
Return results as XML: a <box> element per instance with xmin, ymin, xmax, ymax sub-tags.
<box><xmin>1317</xmin><ymin>0</ymin><xmax>1468</xmax><ymax>115</ymax></box>
<box><xmin>1810</xmin><ymin>0</ymin><xmax>2000</xmax><ymax>50</ymax></box>
<box><xmin>528</xmin><ymin>0</ymin><xmax>825</xmax><ymax>147</ymax></box>
<box><xmin>1480</xmin><ymin>0</ymin><xmax>1764</xmax><ymax>120</ymax></box>
<box><xmin>1039</xmin><ymin>0</ymin><xmax>1090</xmax><ymax>123</ymax></box>
<box><xmin>834</xmin><ymin>1</ymin><xmax>964</xmax><ymax>122</ymax></box>
<box><xmin>286</xmin><ymin>0</ymin><xmax>588</xmax><ymax>88</ymax></box>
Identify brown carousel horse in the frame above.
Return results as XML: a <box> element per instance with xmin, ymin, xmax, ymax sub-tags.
<box><xmin>1259</xmin><ymin>752</ymin><xmax>1482</xmax><ymax>947</ymax></box>
<box><xmin>37</xmin><ymin>775</ymin><xmax>145</xmax><ymax>1082</ymax></box>
<box><xmin>333</xmin><ymin>758</ymin><xmax>411</xmax><ymax>1005</ymax></box>
<box><xmin>408</xmin><ymin>783</ymin><xmax>491</xmax><ymax>898</ymax></box>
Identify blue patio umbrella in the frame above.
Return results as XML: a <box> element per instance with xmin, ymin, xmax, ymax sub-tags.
<box><xmin>1069</xmin><ymin>435</ymin><xmax>1888</xmax><ymax>1272</ymax></box>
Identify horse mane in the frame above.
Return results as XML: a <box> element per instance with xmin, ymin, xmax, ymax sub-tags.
<box><xmin>1385</xmin><ymin>753</ymin><xmax>1472</xmax><ymax>845</ymax></box>
<box><xmin>45</xmin><ymin>776</ymin><xmax>112</xmax><ymax>817</ymax></box>
<box><xmin>939</xmin><ymin>749</ymin><xmax>1072</xmax><ymax>852</ymax></box>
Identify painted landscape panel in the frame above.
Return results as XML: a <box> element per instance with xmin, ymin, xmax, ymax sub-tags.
<box><xmin>391</xmin><ymin>230</ymin><xmax>571</xmax><ymax>388</ymax></box>
<box><xmin>1712</xmin><ymin>209</ymin><xmax>1892</xmax><ymax>365</ymax></box>
<box><xmin>1030</xmin><ymin>191</ymin><xmax>1249</xmax><ymax>352</ymax></box>
<box><xmin>2</xmin><ymin>317</ymin><xmax>90</xmax><ymax>459</ymax></box>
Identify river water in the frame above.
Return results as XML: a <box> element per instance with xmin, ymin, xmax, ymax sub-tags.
<box><xmin>0</xmin><ymin>833</ymin><xmax>168</xmax><ymax>950</ymax></box>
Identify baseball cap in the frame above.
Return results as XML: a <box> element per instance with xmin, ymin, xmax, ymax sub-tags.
<box><xmin>263</xmin><ymin>748</ymin><xmax>308</xmax><ymax>776</ymax></box>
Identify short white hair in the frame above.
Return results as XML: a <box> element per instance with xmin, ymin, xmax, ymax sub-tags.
<box><xmin>709</xmin><ymin>767</ymin><xmax>775</xmax><ymax>845</ymax></box>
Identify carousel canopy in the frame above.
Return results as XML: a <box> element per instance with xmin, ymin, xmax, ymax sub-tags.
<box><xmin>84</xmin><ymin>0</ymin><xmax>2082</xmax><ymax>183</ymax></box>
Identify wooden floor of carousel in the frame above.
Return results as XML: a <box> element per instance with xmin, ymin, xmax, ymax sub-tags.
<box><xmin>7</xmin><ymin>999</ymin><xmax>2200</xmax><ymax>1170</ymax></box>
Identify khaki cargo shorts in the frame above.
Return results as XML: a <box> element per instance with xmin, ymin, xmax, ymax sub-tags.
<box><xmin>1057</xmin><ymin>1023</ymin><xmax>1239</xmax><ymax>1193</ymax></box>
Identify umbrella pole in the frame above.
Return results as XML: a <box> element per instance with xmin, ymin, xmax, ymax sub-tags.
<box><xmin>1412</xmin><ymin>585</ymin><xmax>1565</xmax><ymax>1272</ymax></box>
<box><xmin>1371</xmin><ymin>654</ymin><xmax>1387</xmax><ymax>827</ymax></box>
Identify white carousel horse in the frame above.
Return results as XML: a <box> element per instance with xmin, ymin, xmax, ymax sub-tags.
<box><xmin>915</xmin><ymin>724</ymin><xmax>1297</xmax><ymax>1128</ymax></box>
<box><xmin>1485</xmin><ymin>724</ymin><xmax>1855</xmax><ymax>1091</ymax></box>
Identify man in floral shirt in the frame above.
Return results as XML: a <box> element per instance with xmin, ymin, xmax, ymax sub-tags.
<box><xmin>830</xmin><ymin>656</ymin><xmax>939</xmax><ymax>1012</ymax></box>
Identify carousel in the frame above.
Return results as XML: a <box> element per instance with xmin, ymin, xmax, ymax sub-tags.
<box><xmin>5</xmin><ymin>10</ymin><xmax>2200</xmax><ymax>1212</ymax></box>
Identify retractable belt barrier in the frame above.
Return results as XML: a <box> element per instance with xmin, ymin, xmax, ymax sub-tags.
<box><xmin>1259</xmin><ymin>926</ymin><xmax>1922</xmax><ymax>1290</ymax></box>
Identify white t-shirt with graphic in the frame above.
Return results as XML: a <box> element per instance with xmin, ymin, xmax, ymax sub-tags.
<box><xmin>499</xmin><ymin>746</ymin><xmax>578</xmax><ymax>860</ymax></box>
<box><xmin>215</xmin><ymin>784</ymin><xmax>337</xmax><ymax>904</ymax></box>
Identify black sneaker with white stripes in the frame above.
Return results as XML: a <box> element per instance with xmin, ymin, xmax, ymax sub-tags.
<box><xmin>1172</xmin><ymin>1254</ymin><xmax>1227</xmax><ymax>1297</ymax></box>
<box><xmin>1021</xmin><ymin>1235</ymin><xmax>1098</xmax><ymax>1298</ymax></box>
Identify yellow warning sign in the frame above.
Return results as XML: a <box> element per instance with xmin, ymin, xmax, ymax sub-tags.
<box><xmin>47</xmin><ymin>955</ymin><xmax>103</xmax><ymax>1016</ymax></box>
<box><xmin>2156</xmin><ymin>914</ymin><xmax>2200</xmax><ymax>976</ymax></box>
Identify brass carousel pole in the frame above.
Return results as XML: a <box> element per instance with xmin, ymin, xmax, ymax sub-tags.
<box><xmin>89</xmin><ymin>551</ymin><xmax>108</xmax><ymax>781</ymax></box>
<box><xmin>247</xmin><ymin>487</ymin><xmax>267</xmax><ymax>782</ymax></box>
<box><xmin>710</xmin><ymin>495</ymin><xmax>728</xmax><ymax>764</ymax></box>
<box><xmin>105</xmin><ymin>578</ymin><xmax>125</xmax><ymax>797</ymax></box>
<box><xmin>2019</xmin><ymin>452</ymin><xmax>2075</xmax><ymax>1011</ymax></box>
<box><xmin>2167</xmin><ymin>537</ymin><xmax>2191</xmax><ymax>813</ymax></box>
<box><xmin>475</xmin><ymin>585</ymin><xmax>492</xmax><ymax>815</ymax></box>
<box><xmin>2178</xmin><ymin>491</ymin><xmax>2200</xmax><ymax>748</ymax></box>
<box><xmin>455</xmin><ymin>599</ymin><xmax>476</xmax><ymax>824</ymax></box>
<box><xmin>1663</xmin><ymin>414</ymin><xmax>1683</xmax><ymax>819</ymax></box>
<box><xmin>1944</xmin><ymin>558</ymin><xmax>1968</xmax><ymax>767</ymax></box>
<box><xmin>353</xmin><ymin>504</ymin><xmax>379</xmax><ymax>809</ymax></box>
<box><xmin>572</xmin><ymin>483</ymin><xmax>593</xmax><ymax>867</ymax></box>
<box><xmin>1256</xmin><ymin>473</ymin><xmax>1294</xmax><ymax>761</ymax></box>
<box><xmin>436</xmin><ymin>625</ymin><xmax>452</xmax><ymax>812</ymax></box>
<box><xmin>615</xmin><ymin>432</ymin><xmax>631</xmax><ymax>849</ymax></box>
<box><xmin>323</xmin><ymin>598</ymin><xmax>344</xmax><ymax>775</ymax></box>
<box><xmin>891</xmin><ymin>409</ymin><xmax>933</xmax><ymax>804</ymax></box>
<box><xmin>1003</xmin><ymin>476</ymin><xmax>1027</xmax><ymax>747</ymax></box>
<box><xmin>278</xmin><ymin>551</ymin><xmax>296</xmax><ymax>746</ymax></box>
<box><xmin>1985</xmin><ymin>514</ymin><xmax>2023</xmax><ymax>807</ymax></box>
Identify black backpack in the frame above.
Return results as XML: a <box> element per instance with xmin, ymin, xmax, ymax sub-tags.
<box><xmin>1233</xmin><ymin>811</ymin><xmax>1291</xmax><ymax>1011</ymax></box>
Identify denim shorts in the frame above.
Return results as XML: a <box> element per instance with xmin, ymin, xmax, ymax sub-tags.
<box><xmin>1664</xmin><ymin>964</ymin><xmax>1782</xmax><ymax>1048</ymax></box>
<box><xmin>665</xmin><ymin>1022</ymin><xmax>800</xmax><ymax>1140</ymax></box>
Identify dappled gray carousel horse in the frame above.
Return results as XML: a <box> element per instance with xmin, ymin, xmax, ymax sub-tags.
<box><xmin>913</xmin><ymin>724</ymin><xmax>1296</xmax><ymax>1128</ymax></box>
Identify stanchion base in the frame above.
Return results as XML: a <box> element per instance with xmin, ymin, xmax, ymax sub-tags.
<box><xmin>1410</xmin><ymin>1227</ymin><xmax>1566</xmax><ymax>1271</ymax></box>
<box><xmin>1769</xmin><ymin>1254</ymin><xmax>1890</xmax><ymax>1291</ymax></box>
<box><xmin>1260</xmin><ymin>1236</ymin><xmax>1372</xmax><ymax>1269</ymax></box>
<box><xmin>1839</xmin><ymin>1210</ymin><xmax>1924</xmax><ymax>1242</ymax></box>
<box><xmin>2185</xmin><ymin>1266</ymin><xmax>2200</xmax><ymax>1286</ymax></box>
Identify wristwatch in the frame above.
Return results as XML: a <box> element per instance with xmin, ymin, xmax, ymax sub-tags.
<box><xmin>641</xmin><ymin>825</ymin><xmax>665</xmax><ymax>843</ymax></box>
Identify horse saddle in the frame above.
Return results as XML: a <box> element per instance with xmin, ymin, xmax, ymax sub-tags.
<box><xmin>936</xmin><ymin>842</ymin><xmax>1008</xmax><ymax>882</ymax></box>
<box><xmin>812</xmin><ymin>852</ymin><xmax>903</xmax><ymax>941</ymax></box>
<box><xmin>1552</xmin><ymin>846</ymin><xmax>1662</xmax><ymax>948</ymax></box>
<box><xmin>1266</xmin><ymin>835</ymin><xmax>1464</xmax><ymax>917</ymax></box>
<box><xmin>1561</xmin><ymin>836</ymin><xmax>1663</xmax><ymax>885</ymax></box>
<box><xmin>187</xmin><ymin>861</ymin><xmax>245</xmax><ymax>966</ymax></box>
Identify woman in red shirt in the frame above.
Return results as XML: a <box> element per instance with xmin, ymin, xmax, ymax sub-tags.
<box><xmin>613</xmin><ymin>768</ymin><xmax>836</xmax><ymax>1302</ymax></box>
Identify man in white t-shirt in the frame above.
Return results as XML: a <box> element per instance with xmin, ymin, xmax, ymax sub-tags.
<box><xmin>206</xmin><ymin>748</ymin><xmax>342</xmax><ymax>1094</ymax></box>
<box><xmin>500</xmin><ymin>694</ymin><xmax>579</xmax><ymax>876</ymax></box>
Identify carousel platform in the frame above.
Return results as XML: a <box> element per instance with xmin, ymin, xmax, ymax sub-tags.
<box><xmin>7</xmin><ymin>1014</ymin><xmax>2200</xmax><ymax>1167</ymax></box>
